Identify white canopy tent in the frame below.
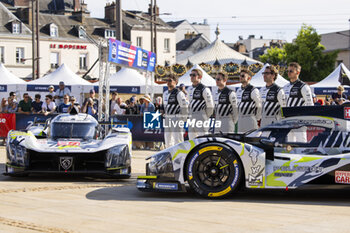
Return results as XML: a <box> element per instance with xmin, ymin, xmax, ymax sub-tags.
<box><xmin>26</xmin><ymin>63</ymin><xmax>92</xmax><ymax>103</ymax></box>
<box><xmin>0</xmin><ymin>63</ymin><xmax>26</xmax><ymax>100</ymax></box>
<box><xmin>101</xmin><ymin>67</ymin><xmax>162</xmax><ymax>94</ymax></box>
<box><xmin>177</xmin><ymin>37</ymin><xmax>260</xmax><ymax>66</ymax></box>
<box><xmin>311</xmin><ymin>63</ymin><xmax>350</xmax><ymax>95</ymax></box>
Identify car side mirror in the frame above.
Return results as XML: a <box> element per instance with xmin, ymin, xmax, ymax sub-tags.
<box><xmin>260</xmin><ymin>138</ymin><xmax>275</xmax><ymax>146</ymax></box>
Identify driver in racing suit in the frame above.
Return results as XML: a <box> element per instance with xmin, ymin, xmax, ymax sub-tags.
<box><xmin>260</xmin><ymin>65</ymin><xmax>286</xmax><ymax>127</ymax></box>
<box><xmin>188</xmin><ymin>68</ymin><xmax>214</xmax><ymax>140</ymax></box>
<box><xmin>283</xmin><ymin>62</ymin><xmax>314</xmax><ymax>142</ymax></box>
<box><xmin>163</xmin><ymin>74</ymin><xmax>189</xmax><ymax>148</ymax></box>
<box><xmin>213</xmin><ymin>72</ymin><xmax>238</xmax><ymax>133</ymax></box>
<box><xmin>236</xmin><ymin>69</ymin><xmax>262</xmax><ymax>133</ymax></box>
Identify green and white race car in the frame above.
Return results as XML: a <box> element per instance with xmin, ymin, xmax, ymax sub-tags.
<box><xmin>137</xmin><ymin>105</ymin><xmax>350</xmax><ymax>198</ymax></box>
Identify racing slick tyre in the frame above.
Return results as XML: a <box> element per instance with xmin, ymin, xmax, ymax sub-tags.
<box><xmin>186</xmin><ymin>143</ymin><xmax>242</xmax><ymax>198</ymax></box>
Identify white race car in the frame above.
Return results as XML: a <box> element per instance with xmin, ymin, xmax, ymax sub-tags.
<box><xmin>137</xmin><ymin>105</ymin><xmax>350</xmax><ymax>198</ymax></box>
<box><xmin>5</xmin><ymin>112</ymin><xmax>132</xmax><ymax>178</ymax></box>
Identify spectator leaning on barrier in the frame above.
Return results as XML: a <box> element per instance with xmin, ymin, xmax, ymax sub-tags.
<box><xmin>109</xmin><ymin>91</ymin><xmax>118</xmax><ymax>115</ymax></box>
<box><xmin>332</xmin><ymin>85</ymin><xmax>347</xmax><ymax>105</ymax></box>
<box><xmin>83</xmin><ymin>89</ymin><xmax>98</xmax><ymax>113</ymax></box>
<box><xmin>31</xmin><ymin>94</ymin><xmax>43</xmax><ymax>113</ymax></box>
<box><xmin>9</xmin><ymin>92</ymin><xmax>17</xmax><ymax>103</ymax></box>
<box><xmin>260</xmin><ymin>66</ymin><xmax>286</xmax><ymax>127</ymax></box>
<box><xmin>112</xmin><ymin>97</ymin><xmax>126</xmax><ymax>115</ymax></box>
<box><xmin>83</xmin><ymin>98</ymin><xmax>97</xmax><ymax>116</ymax></box>
<box><xmin>140</xmin><ymin>94</ymin><xmax>155</xmax><ymax>114</ymax></box>
<box><xmin>58</xmin><ymin>94</ymin><xmax>71</xmax><ymax>113</ymax></box>
<box><xmin>213</xmin><ymin>71</ymin><xmax>238</xmax><ymax>134</ymax></box>
<box><xmin>125</xmin><ymin>97</ymin><xmax>139</xmax><ymax>115</ymax></box>
<box><xmin>67</xmin><ymin>96</ymin><xmax>80</xmax><ymax>113</ymax></box>
<box><xmin>17</xmin><ymin>93</ymin><xmax>32</xmax><ymax>115</ymax></box>
<box><xmin>283</xmin><ymin>62</ymin><xmax>314</xmax><ymax>107</ymax></box>
<box><xmin>0</xmin><ymin>98</ymin><xmax>7</xmax><ymax>113</ymax></box>
<box><xmin>236</xmin><ymin>69</ymin><xmax>262</xmax><ymax>133</ymax></box>
<box><xmin>5</xmin><ymin>96</ymin><xmax>17</xmax><ymax>113</ymax></box>
<box><xmin>42</xmin><ymin>95</ymin><xmax>56</xmax><ymax>116</ymax></box>
<box><xmin>188</xmin><ymin>68</ymin><xmax>214</xmax><ymax>139</ymax></box>
<box><xmin>54</xmin><ymin>81</ymin><xmax>71</xmax><ymax>106</ymax></box>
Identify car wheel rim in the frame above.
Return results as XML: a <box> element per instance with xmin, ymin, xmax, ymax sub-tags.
<box><xmin>195</xmin><ymin>154</ymin><xmax>232</xmax><ymax>189</ymax></box>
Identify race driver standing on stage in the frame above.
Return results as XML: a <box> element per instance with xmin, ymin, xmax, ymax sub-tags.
<box><xmin>163</xmin><ymin>74</ymin><xmax>188</xmax><ymax>148</ymax></box>
<box><xmin>283</xmin><ymin>62</ymin><xmax>314</xmax><ymax>107</ymax></box>
<box><xmin>260</xmin><ymin>65</ymin><xmax>286</xmax><ymax>127</ymax></box>
<box><xmin>236</xmin><ymin>69</ymin><xmax>262</xmax><ymax>133</ymax></box>
<box><xmin>213</xmin><ymin>72</ymin><xmax>238</xmax><ymax>133</ymax></box>
<box><xmin>188</xmin><ymin>68</ymin><xmax>214</xmax><ymax>140</ymax></box>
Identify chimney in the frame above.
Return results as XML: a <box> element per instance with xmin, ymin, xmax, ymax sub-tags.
<box><xmin>73</xmin><ymin>0</ymin><xmax>81</xmax><ymax>12</ymax></box>
<box><xmin>105</xmin><ymin>2</ymin><xmax>116</xmax><ymax>23</ymax></box>
<box><xmin>72</xmin><ymin>11</ymin><xmax>85</xmax><ymax>23</ymax></box>
<box><xmin>13</xmin><ymin>0</ymin><xmax>30</xmax><ymax>7</ymax></box>
<box><xmin>16</xmin><ymin>6</ymin><xmax>32</xmax><ymax>27</ymax></box>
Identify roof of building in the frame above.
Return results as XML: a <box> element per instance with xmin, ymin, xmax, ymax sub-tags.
<box><xmin>0</xmin><ymin>2</ymin><xmax>31</xmax><ymax>35</ymax></box>
<box><xmin>167</xmin><ymin>20</ymin><xmax>186</xmax><ymax>28</ymax></box>
<box><xmin>176</xmin><ymin>34</ymin><xmax>206</xmax><ymax>51</ymax></box>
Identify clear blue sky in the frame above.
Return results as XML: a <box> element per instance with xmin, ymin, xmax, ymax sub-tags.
<box><xmin>84</xmin><ymin>0</ymin><xmax>350</xmax><ymax>43</ymax></box>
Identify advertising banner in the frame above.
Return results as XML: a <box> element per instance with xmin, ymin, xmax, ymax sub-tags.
<box><xmin>0</xmin><ymin>113</ymin><xmax>16</xmax><ymax>138</ymax></box>
<box><xmin>0</xmin><ymin>85</ymin><xmax>7</xmax><ymax>92</ymax></box>
<box><xmin>108</xmin><ymin>39</ymin><xmax>156</xmax><ymax>72</ymax></box>
<box><xmin>27</xmin><ymin>85</ymin><xmax>72</xmax><ymax>92</ymax></box>
<box><xmin>93</xmin><ymin>86</ymin><xmax>140</xmax><ymax>94</ymax></box>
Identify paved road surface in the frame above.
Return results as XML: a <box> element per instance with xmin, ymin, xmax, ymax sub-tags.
<box><xmin>1</xmin><ymin>146</ymin><xmax>350</xmax><ymax>233</ymax></box>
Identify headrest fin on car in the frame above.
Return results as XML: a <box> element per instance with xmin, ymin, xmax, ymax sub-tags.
<box><xmin>69</xmin><ymin>106</ymin><xmax>79</xmax><ymax>115</ymax></box>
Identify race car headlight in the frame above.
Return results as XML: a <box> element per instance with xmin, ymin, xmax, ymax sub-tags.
<box><xmin>148</xmin><ymin>152</ymin><xmax>174</xmax><ymax>178</ymax></box>
<box><xmin>106</xmin><ymin>145</ymin><xmax>131</xmax><ymax>168</ymax></box>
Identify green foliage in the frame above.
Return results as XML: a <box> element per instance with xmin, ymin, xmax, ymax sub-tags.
<box><xmin>258</xmin><ymin>24</ymin><xmax>339</xmax><ymax>82</ymax></box>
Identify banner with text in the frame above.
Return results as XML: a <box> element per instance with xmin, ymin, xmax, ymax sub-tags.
<box><xmin>108</xmin><ymin>39</ymin><xmax>156</xmax><ymax>72</ymax></box>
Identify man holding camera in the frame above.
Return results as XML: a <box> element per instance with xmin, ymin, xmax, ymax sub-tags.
<box><xmin>54</xmin><ymin>81</ymin><xmax>71</xmax><ymax>106</ymax></box>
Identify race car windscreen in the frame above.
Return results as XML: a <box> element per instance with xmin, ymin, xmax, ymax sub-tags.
<box><xmin>51</xmin><ymin>122</ymin><xmax>97</xmax><ymax>140</ymax></box>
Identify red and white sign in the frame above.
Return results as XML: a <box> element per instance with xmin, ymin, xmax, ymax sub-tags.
<box><xmin>335</xmin><ymin>171</ymin><xmax>350</xmax><ymax>184</ymax></box>
<box><xmin>50</xmin><ymin>44</ymin><xmax>87</xmax><ymax>50</ymax></box>
<box><xmin>0</xmin><ymin>113</ymin><xmax>16</xmax><ymax>138</ymax></box>
<box><xmin>57</xmin><ymin>141</ymin><xmax>81</xmax><ymax>146</ymax></box>
<box><xmin>344</xmin><ymin>107</ymin><xmax>350</xmax><ymax>119</ymax></box>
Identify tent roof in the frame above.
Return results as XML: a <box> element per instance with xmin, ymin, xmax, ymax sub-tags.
<box><xmin>312</xmin><ymin>63</ymin><xmax>350</xmax><ymax>88</ymax></box>
<box><xmin>178</xmin><ymin>64</ymin><xmax>216</xmax><ymax>86</ymax></box>
<box><xmin>28</xmin><ymin>63</ymin><xmax>91</xmax><ymax>85</ymax></box>
<box><xmin>250</xmin><ymin>63</ymin><xmax>289</xmax><ymax>87</ymax></box>
<box><xmin>0</xmin><ymin>63</ymin><xmax>26</xmax><ymax>84</ymax></box>
<box><xmin>110</xmin><ymin>67</ymin><xmax>157</xmax><ymax>86</ymax></box>
<box><xmin>177</xmin><ymin>37</ymin><xmax>260</xmax><ymax>65</ymax></box>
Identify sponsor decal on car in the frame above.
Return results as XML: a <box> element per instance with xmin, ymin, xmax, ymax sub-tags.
<box><xmin>153</xmin><ymin>183</ymin><xmax>178</xmax><ymax>190</ymax></box>
<box><xmin>248</xmin><ymin>174</ymin><xmax>263</xmax><ymax>186</ymax></box>
<box><xmin>60</xmin><ymin>157</ymin><xmax>73</xmax><ymax>170</ymax></box>
<box><xmin>344</xmin><ymin>107</ymin><xmax>350</xmax><ymax>119</ymax></box>
<box><xmin>335</xmin><ymin>171</ymin><xmax>350</xmax><ymax>184</ymax></box>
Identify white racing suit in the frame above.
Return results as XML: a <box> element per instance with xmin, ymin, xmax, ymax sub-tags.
<box><xmin>260</xmin><ymin>83</ymin><xmax>286</xmax><ymax>127</ymax></box>
<box><xmin>283</xmin><ymin>79</ymin><xmax>314</xmax><ymax>142</ymax></box>
<box><xmin>213</xmin><ymin>86</ymin><xmax>238</xmax><ymax>134</ymax></box>
<box><xmin>236</xmin><ymin>84</ymin><xmax>262</xmax><ymax>133</ymax></box>
<box><xmin>163</xmin><ymin>88</ymin><xmax>188</xmax><ymax>148</ymax></box>
<box><xmin>188</xmin><ymin>83</ymin><xmax>214</xmax><ymax>140</ymax></box>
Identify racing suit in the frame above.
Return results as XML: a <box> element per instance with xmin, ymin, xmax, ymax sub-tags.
<box><xmin>283</xmin><ymin>79</ymin><xmax>314</xmax><ymax>142</ymax></box>
<box><xmin>214</xmin><ymin>86</ymin><xmax>238</xmax><ymax>134</ymax></box>
<box><xmin>236</xmin><ymin>84</ymin><xmax>262</xmax><ymax>133</ymax></box>
<box><xmin>163</xmin><ymin>88</ymin><xmax>189</xmax><ymax>148</ymax></box>
<box><xmin>260</xmin><ymin>83</ymin><xmax>286</xmax><ymax>127</ymax></box>
<box><xmin>283</xmin><ymin>79</ymin><xmax>314</xmax><ymax>107</ymax></box>
<box><xmin>188</xmin><ymin>83</ymin><xmax>214</xmax><ymax>140</ymax></box>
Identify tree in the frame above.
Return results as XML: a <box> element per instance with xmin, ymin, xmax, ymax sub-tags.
<box><xmin>259</xmin><ymin>25</ymin><xmax>338</xmax><ymax>82</ymax></box>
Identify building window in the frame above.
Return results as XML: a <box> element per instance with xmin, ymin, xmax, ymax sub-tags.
<box><xmin>0</xmin><ymin>47</ymin><xmax>4</xmax><ymax>63</ymax></box>
<box><xmin>79</xmin><ymin>54</ymin><xmax>87</xmax><ymax>70</ymax></box>
<box><xmin>136</xmin><ymin>37</ymin><xmax>142</xmax><ymax>47</ymax></box>
<box><xmin>50</xmin><ymin>24</ymin><xmax>58</xmax><ymax>37</ymax></box>
<box><xmin>164</xmin><ymin>38</ymin><xmax>170</xmax><ymax>52</ymax></box>
<box><xmin>50</xmin><ymin>52</ymin><xmax>59</xmax><ymax>69</ymax></box>
<box><xmin>16</xmin><ymin>47</ymin><xmax>24</xmax><ymax>64</ymax></box>
<box><xmin>12</xmin><ymin>23</ymin><xmax>21</xmax><ymax>34</ymax></box>
<box><xmin>78</xmin><ymin>26</ymin><xmax>85</xmax><ymax>39</ymax></box>
<box><xmin>105</xmin><ymin>29</ymin><xmax>116</xmax><ymax>39</ymax></box>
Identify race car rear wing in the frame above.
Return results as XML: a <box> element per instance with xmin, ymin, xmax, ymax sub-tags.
<box><xmin>282</xmin><ymin>104</ymin><xmax>350</xmax><ymax>120</ymax></box>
